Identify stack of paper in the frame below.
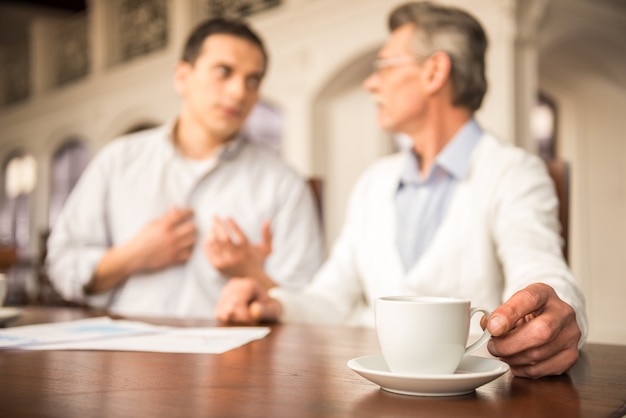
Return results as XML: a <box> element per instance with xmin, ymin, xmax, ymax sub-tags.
<box><xmin>0</xmin><ymin>317</ymin><xmax>270</xmax><ymax>354</ymax></box>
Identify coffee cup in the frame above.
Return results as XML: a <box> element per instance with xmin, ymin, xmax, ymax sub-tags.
<box><xmin>0</xmin><ymin>273</ymin><xmax>6</xmax><ymax>306</ymax></box>
<box><xmin>375</xmin><ymin>296</ymin><xmax>491</xmax><ymax>375</ymax></box>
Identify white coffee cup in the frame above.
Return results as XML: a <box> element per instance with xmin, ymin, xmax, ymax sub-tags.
<box><xmin>0</xmin><ymin>273</ymin><xmax>6</xmax><ymax>307</ymax></box>
<box><xmin>375</xmin><ymin>296</ymin><xmax>491</xmax><ymax>375</ymax></box>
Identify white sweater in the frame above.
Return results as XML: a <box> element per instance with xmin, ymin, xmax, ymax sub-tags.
<box><xmin>271</xmin><ymin>133</ymin><xmax>588</xmax><ymax>341</ymax></box>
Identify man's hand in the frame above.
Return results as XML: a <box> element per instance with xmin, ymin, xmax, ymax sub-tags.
<box><xmin>485</xmin><ymin>283</ymin><xmax>581</xmax><ymax>378</ymax></box>
<box><xmin>204</xmin><ymin>216</ymin><xmax>273</xmax><ymax>282</ymax></box>
<box><xmin>126</xmin><ymin>207</ymin><xmax>197</xmax><ymax>272</ymax></box>
<box><xmin>88</xmin><ymin>207</ymin><xmax>196</xmax><ymax>294</ymax></box>
<box><xmin>215</xmin><ymin>277</ymin><xmax>282</xmax><ymax>324</ymax></box>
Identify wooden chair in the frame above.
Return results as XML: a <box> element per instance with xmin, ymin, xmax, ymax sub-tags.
<box><xmin>0</xmin><ymin>245</ymin><xmax>17</xmax><ymax>273</ymax></box>
<box><xmin>36</xmin><ymin>229</ymin><xmax>83</xmax><ymax>306</ymax></box>
<box><xmin>543</xmin><ymin>159</ymin><xmax>570</xmax><ymax>262</ymax></box>
<box><xmin>307</xmin><ymin>177</ymin><xmax>324</xmax><ymax>222</ymax></box>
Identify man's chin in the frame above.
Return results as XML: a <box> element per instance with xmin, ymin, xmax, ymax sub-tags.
<box><xmin>376</xmin><ymin>115</ymin><xmax>395</xmax><ymax>132</ymax></box>
<box><xmin>211</xmin><ymin>125</ymin><xmax>243</xmax><ymax>142</ymax></box>
<box><xmin>378</xmin><ymin>121</ymin><xmax>397</xmax><ymax>133</ymax></box>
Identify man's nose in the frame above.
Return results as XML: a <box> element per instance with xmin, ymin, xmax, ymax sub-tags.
<box><xmin>363</xmin><ymin>72</ymin><xmax>379</xmax><ymax>93</ymax></box>
<box><xmin>225</xmin><ymin>78</ymin><xmax>247</xmax><ymax>102</ymax></box>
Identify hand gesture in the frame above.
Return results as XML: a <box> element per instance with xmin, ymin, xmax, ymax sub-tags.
<box><xmin>215</xmin><ymin>277</ymin><xmax>282</xmax><ymax>324</ymax></box>
<box><xmin>485</xmin><ymin>283</ymin><xmax>582</xmax><ymax>378</ymax></box>
<box><xmin>126</xmin><ymin>207</ymin><xmax>197</xmax><ymax>273</ymax></box>
<box><xmin>204</xmin><ymin>216</ymin><xmax>272</xmax><ymax>279</ymax></box>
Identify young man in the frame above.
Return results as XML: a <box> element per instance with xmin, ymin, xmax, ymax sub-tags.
<box><xmin>215</xmin><ymin>2</ymin><xmax>587</xmax><ymax>379</ymax></box>
<box><xmin>46</xmin><ymin>19</ymin><xmax>324</xmax><ymax>318</ymax></box>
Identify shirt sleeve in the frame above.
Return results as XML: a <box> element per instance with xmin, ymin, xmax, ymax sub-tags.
<box><xmin>263</xmin><ymin>174</ymin><xmax>325</xmax><ymax>290</ymax></box>
<box><xmin>491</xmin><ymin>153</ymin><xmax>588</xmax><ymax>348</ymax></box>
<box><xmin>270</xmin><ymin>172</ymin><xmax>371</xmax><ymax>325</ymax></box>
<box><xmin>45</xmin><ymin>148</ymin><xmax>115</xmax><ymax>306</ymax></box>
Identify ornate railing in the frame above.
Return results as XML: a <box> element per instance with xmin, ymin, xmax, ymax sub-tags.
<box><xmin>52</xmin><ymin>15</ymin><xmax>90</xmax><ymax>88</ymax></box>
<box><xmin>0</xmin><ymin>43</ymin><xmax>30</xmax><ymax>106</ymax></box>
<box><xmin>198</xmin><ymin>0</ymin><xmax>281</xmax><ymax>19</ymax></box>
<box><xmin>0</xmin><ymin>0</ymin><xmax>284</xmax><ymax>110</ymax></box>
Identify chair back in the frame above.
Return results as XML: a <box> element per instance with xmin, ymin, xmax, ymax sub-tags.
<box><xmin>0</xmin><ymin>246</ymin><xmax>17</xmax><ymax>272</ymax></box>
<box><xmin>544</xmin><ymin>159</ymin><xmax>570</xmax><ymax>262</ymax></box>
<box><xmin>307</xmin><ymin>177</ymin><xmax>324</xmax><ymax>222</ymax></box>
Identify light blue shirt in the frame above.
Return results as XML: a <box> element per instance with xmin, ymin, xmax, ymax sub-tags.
<box><xmin>395</xmin><ymin>119</ymin><xmax>482</xmax><ymax>270</ymax></box>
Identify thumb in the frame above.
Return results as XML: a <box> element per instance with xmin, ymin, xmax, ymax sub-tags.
<box><xmin>161</xmin><ymin>207</ymin><xmax>181</xmax><ymax>223</ymax></box>
<box><xmin>165</xmin><ymin>206</ymin><xmax>193</xmax><ymax>226</ymax></box>
<box><xmin>249</xmin><ymin>299</ymin><xmax>280</xmax><ymax>322</ymax></box>
<box><xmin>487</xmin><ymin>283</ymin><xmax>551</xmax><ymax>336</ymax></box>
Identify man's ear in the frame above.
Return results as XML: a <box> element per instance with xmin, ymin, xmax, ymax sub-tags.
<box><xmin>422</xmin><ymin>51</ymin><xmax>452</xmax><ymax>95</ymax></box>
<box><xmin>174</xmin><ymin>61</ymin><xmax>192</xmax><ymax>95</ymax></box>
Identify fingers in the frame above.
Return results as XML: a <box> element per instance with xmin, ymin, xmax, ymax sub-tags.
<box><xmin>167</xmin><ymin>210</ymin><xmax>196</xmax><ymax>261</ymax></box>
<box><xmin>259</xmin><ymin>220</ymin><xmax>272</xmax><ymax>255</ymax></box>
<box><xmin>162</xmin><ymin>207</ymin><xmax>197</xmax><ymax>246</ymax></box>
<box><xmin>192</xmin><ymin>215</ymin><xmax>272</xmax><ymax>276</ymax></box>
<box><xmin>175</xmin><ymin>247</ymin><xmax>194</xmax><ymax>264</ymax></box>
<box><xmin>164</xmin><ymin>207</ymin><xmax>194</xmax><ymax>226</ymax></box>
<box><xmin>489</xmin><ymin>301</ymin><xmax>579</xmax><ymax>356</ymax></box>
<box><xmin>174</xmin><ymin>217</ymin><xmax>197</xmax><ymax>245</ymax></box>
<box><xmin>215</xmin><ymin>300</ymin><xmax>254</xmax><ymax>324</ymax></box>
<box><xmin>215</xmin><ymin>278</ymin><xmax>279</xmax><ymax>324</ymax></box>
<box><xmin>214</xmin><ymin>280</ymin><xmax>251</xmax><ymax>323</ymax></box>
<box><xmin>210</xmin><ymin>216</ymin><xmax>249</xmax><ymax>247</ymax></box>
<box><xmin>224</xmin><ymin>218</ymin><xmax>248</xmax><ymax>246</ymax></box>
<box><xmin>249</xmin><ymin>299</ymin><xmax>281</xmax><ymax>323</ymax></box>
<box><xmin>498</xmin><ymin>343</ymin><xmax>579</xmax><ymax>378</ymax></box>
<box><xmin>486</xmin><ymin>284</ymin><xmax>582</xmax><ymax>378</ymax></box>
<box><xmin>212</xmin><ymin>216</ymin><xmax>233</xmax><ymax>244</ymax></box>
<box><xmin>487</xmin><ymin>283</ymin><xmax>551</xmax><ymax>336</ymax></box>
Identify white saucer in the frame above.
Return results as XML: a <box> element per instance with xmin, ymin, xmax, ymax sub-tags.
<box><xmin>348</xmin><ymin>354</ymin><xmax>509</xmax><ymax>397</ymax></box>
<box><xmin>0</xmin><ymin>307</ymin><xmax>21</xmax><ymax>325</ymax></box>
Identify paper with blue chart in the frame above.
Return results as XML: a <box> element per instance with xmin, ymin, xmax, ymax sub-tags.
<box><xmin>0</xmin><ymin>317</ymin><xmax>270</xmax><ymax>354</ymax></box>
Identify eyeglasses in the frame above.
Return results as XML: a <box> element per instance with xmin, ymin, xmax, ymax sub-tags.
<box><xmin>372</xmin><ymin>56</ymin><xmax>420</xmax><ymax>73</ymax></box>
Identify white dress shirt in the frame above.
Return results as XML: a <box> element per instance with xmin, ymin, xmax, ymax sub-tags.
<box><xmin>395</xmin><ymin>120</ymin><xmax>481</xmax><ymax>269</ymax></box>
<box><xmin>47</xmin><ymin>122</ymin><xmax>325</xmax><ymax>318</ymax></box>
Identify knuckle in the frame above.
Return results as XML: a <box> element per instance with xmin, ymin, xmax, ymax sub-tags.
<box><xmin>518</xmin><ymin>287</ymin><xmax>543</xmax><ymax>309</ymax></box>
<box><xmin>523</xmin><ymin>364</ymin><xmax>544</xmax><ymax>379</ymax></box>
<box><xmin>571</xmin><ymin>324</ymin><xmax>582</xmax><ymax>342</ymax></box>
<box><xmin>511</xmin><ymin>360</ymin><xmax>543</xmax><ymax>379</ymax></box>
<box><xmin>524</xmin><ymin>346</ymin><xmax>543</xmax><ymax>363</ymax></box>
<box><xmin>562</xmin><ymin>348</ymin><xmax>579</xmax><ymax>371</ymax></box>
<box><xmin>533</xmin><ymin>318</ymin><xmax>553</xmax><ymax>343</ymax></box>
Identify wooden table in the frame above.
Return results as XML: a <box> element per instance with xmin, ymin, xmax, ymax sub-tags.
<box><xmin>1</xmin><ymin>307</ymin><xmax>625</xmax><ymax>417</ymax></box>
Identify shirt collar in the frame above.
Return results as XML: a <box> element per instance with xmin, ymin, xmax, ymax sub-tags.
<box><xmin>216</xmin><ymin>134</ymin><xmax>246</xmax><ymax>161</ymax></box>
<box><xmin>399</xmin><ymin>119</ymin><xmax>483</xmax><ymax>184</ymax></box>
<box><xmin>436</xmin><ymin>118</ymin><xmax>483</xmax><ymax>179</ymax></box>
<box><xmin>166</xmin><ymin>118</ymin><xmax>247</xmax><ymax>162</ymax></box>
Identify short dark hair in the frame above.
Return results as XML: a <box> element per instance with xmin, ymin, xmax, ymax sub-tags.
<box><xmin>389</xmin><ymin>1</ymin><xmax>488</xmax><ymax>112</ymax></box>
<box><xmin>181</xmin><ymin>18</ymin><xmax>268</xmax><ymax>69</ymax></box>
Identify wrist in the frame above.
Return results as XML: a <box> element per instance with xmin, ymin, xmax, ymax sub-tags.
<box><xmin>113</xmin><ymin>241</ymin><xmax>144</xmax><ymax>277</ymax></box>
<box><xmin>253</xmin><ymin>270</ymin><xmax>276</xmax><ymax>290</ymax></box>
<box><xmin>89</xmin><ymin>245</ymin><xmax>137</xmax><ymax>294</ymax></box>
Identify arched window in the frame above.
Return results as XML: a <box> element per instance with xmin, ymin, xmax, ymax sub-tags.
<box><xmin>49</xmin><ymin>140</ymin><xmax>90</xmax><ymax>228</ymax></box>
<box><xmin>0</xmin><ymin>152</ymin><xmax>37</xmax><ymax>252</ymax></box>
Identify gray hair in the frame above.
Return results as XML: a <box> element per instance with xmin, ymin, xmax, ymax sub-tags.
<box><xmin>389</xmin><ymin>1</ymin><xmax>488</xmax><ymax>111</ymax></box>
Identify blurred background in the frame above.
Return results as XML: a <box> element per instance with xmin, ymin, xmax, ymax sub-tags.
<box><xmin>0</xmin><ymin>0</ymin><xmax>624</xmax><ymax>344</ymax></box>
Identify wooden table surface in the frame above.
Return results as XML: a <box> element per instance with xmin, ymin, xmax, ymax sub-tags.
<box><xmin>1</xmin><ymin>307</ymin><xmax>625</xmax><ymax>418</ymax></box>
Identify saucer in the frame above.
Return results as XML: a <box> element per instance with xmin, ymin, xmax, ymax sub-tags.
<box><xmin>348</xmin><ymin>355</ymin><xmax>509</xmax><ymax>397</ymax></box>
<box><xmin>0</xmin><ymin>307</ymin><xmax>21</xmax><ymax>325</ymax></box>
